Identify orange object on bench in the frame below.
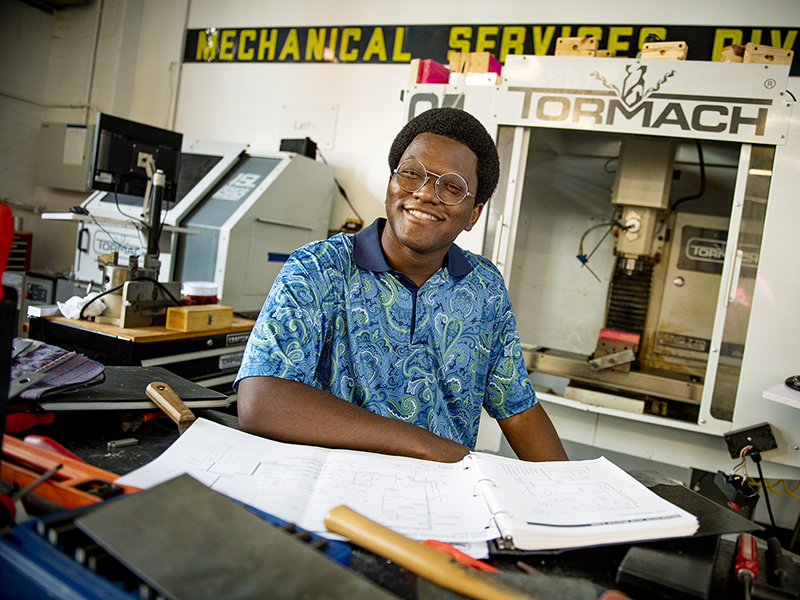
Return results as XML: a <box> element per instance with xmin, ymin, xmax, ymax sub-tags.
<box><xmin>1</xmin><ymin>434</ymin><xmax>140</xmax><ymax>509</ymax></box>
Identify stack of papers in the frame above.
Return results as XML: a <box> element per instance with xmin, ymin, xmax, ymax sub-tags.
<box><xmin>118</xmin><ymin>419</ymin><xmax>699</xmax><ymax>552</ymax></box>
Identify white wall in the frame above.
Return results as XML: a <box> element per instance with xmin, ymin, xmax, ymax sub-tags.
<box><xmin>165</xmin><ymin>0</ymin><xmax>800</xmax><ymax>240</ymax></box>
<box><xmin>0</xmin><ymin>0</ymin><xmax>72</xmax><ymax>272</ymax></box>
<box><xmin>3</xmin><ymin>0</ymin><xmax>798</xmax><ymax>272</ymax></box>
<box><xmin>0</xmin><ymin>0</ymin><xmax>147</xmax><ymax>273</ymax></box>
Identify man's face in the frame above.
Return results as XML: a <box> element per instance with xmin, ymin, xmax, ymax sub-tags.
<box><xmin>383</xmin><ymin>133</ymin><xmax>484</xmax><ymax>259</ymax></box>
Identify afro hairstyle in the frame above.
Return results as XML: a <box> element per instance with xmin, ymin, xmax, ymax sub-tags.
<box><xmin>387</xmin><ymin>107</ymin><xmax>500</xmax><ymax>206</ymax></box>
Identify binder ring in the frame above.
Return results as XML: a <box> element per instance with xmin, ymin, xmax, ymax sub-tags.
<box><xmin>489</xmin><ymin>511</ymin><xmax>514</xmax><ymax>544</ymax></box>
<box><xmin>473</xmin><ymin>478</ymin><xmax>496</xmax><ymax>496</ymax></box>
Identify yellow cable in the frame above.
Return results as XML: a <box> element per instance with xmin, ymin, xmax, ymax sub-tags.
<box><xmin>783</xmin><ymin>480</ymin><xmax>800</xmax><ymax>494</ymax></box>
<box><xmin>746</xmin><ymin>478</ymin><xmax>800</xmax><ymax>499</ymax></box>
<box><xmin>780</xmin><ymin>479</ymin><xmax>800</xmax><ymax>500</ymax></box>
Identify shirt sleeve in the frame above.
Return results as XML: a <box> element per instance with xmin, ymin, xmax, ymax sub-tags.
<box><xmin>479</xmin><ymin>265</ymin><xmax>538</xmax><ymax>421</ymax></box>
<box><xmin>234</xmin><ymin>240</ymin><xmax>338</xmax><ymax>390</ymax></box>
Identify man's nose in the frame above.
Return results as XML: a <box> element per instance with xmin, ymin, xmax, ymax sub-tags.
<box><xmin>413</xmin><ymin>176</ymin><xmax>439</xmax><ymax>202</ymax></box>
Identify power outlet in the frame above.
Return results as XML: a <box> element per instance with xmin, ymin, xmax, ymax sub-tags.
<box><xmin>723</xmin><ymin>422</ymin><xmax>778</xmax><ymax>458</ymax></box>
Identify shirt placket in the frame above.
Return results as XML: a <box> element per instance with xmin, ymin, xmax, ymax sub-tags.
<box><xmin>412</xmin><ymin>273</ymin><xmax>444</xmax><ymax>347</ymax></box>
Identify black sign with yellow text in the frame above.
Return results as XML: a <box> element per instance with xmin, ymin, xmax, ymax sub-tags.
<box><xmin>183</xmin><ymin>24</ymin><xmax>798</xmax><ymax>75</ymax></box>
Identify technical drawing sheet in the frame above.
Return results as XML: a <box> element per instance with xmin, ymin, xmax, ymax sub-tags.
<box><xmin>469</xmin><ymin>452</ymin><xmax>697</xmax><ymax>527</ymax></box>
<box><xmin>117</xmin><ymin>418</ymin><xmax>500</xmax><ymax>544</ymax></box>
<box><xmin>467</xmin><ymin>452</ymin><xmax>699</xmax><ymax>550</ymax></box>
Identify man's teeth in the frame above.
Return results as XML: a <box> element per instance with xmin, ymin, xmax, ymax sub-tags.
<box><xmin>407</xmin><ymin>209</ymin><xmax>438</xmax><ymax>221</ymax></box>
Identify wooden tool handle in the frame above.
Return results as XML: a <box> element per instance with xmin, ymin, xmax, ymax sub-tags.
<box><xmin>146</xmin><ymin>382</ymin><xmax>195</xmax><ymax>427</ymax></box>
<box><xmin>324</xmin><ymin>505</ymin><xmax>539</xmax><ymax>600</ymax></box>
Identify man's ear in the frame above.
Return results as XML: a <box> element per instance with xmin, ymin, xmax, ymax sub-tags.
<box><xmin>464</xmin><ymin>202</ymin><xmax>485</xmax><ymax>232</ymax></box>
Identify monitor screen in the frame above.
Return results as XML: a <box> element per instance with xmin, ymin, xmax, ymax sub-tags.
<box><xmin>90</xmin><ymin>113</ymin><xmax>183</xmax><ymax>204</ymax></box>
<box><xmin>173</xmin><ymin>153</ymin><xmax>224</xmax><ymax>203</ymax></box>
<box><xmin>98</xmin><ymin>152</ymin><xmax>223</xmax><ymax>211</ymax></box>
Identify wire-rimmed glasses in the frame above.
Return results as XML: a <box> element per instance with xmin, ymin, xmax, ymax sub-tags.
<box><xmin>392</xmin><ymin>159</ymin><xmax>475</xmax><ymax>205</ymax></box>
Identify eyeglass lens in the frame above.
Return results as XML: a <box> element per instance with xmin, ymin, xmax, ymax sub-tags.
<box><xmin>394</xmin><ymin>159</ymin><xmax>469</xmax><ymax>205</ymax></box>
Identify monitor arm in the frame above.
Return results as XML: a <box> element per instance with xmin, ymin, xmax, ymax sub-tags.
<box><xmin>135</xmin><ymin>151</ymin><xmax>165</xmax><ymax>265</ymax></box>
<box><xmin>137</xmin><ymin>152</ymin><xmax>156</xmax><ymax>219</ymax></box>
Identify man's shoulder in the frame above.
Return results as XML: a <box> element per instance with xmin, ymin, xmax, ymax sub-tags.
<box><xmin>291</xmin><ymin>232</ymin><xmax>354</xmax><ymax>264</ymax></box>
<box><xmin>459</xmin><ymin>248</ymin><xmax>503</xmax><ymax>280</ymax></box>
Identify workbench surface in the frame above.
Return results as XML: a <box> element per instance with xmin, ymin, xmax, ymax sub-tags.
<box><xmin>6</xmin><ymin>411</ymin><xmax>800</xmax><ymax>600</ymax></box>
<box><xmin>40</xmin><ymin>316</ymin><xmax>255</xmax><ymax>343</ymax></box>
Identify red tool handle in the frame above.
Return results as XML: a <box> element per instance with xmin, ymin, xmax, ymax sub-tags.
<box><xmin>735</xmin><ymin>533</ymin><xmax>759</xmax><ymax>583</ymax></box>
<box><xmin>23</xmin><ymin>435</ymin><xmax>84</xmax><ymax>462</ymax></box>
<box><xmin>423</xmin><ymin>539</ymin><xmax>501</xmax><ymax>573</ymax></box>
<box><xmin>0</xmin><ymin>202</ymin><xmax>13</xmax><ymax>301</ymax></box>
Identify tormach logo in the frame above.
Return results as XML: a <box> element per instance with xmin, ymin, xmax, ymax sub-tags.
<box><xmin>591</xmin><ymin>65</ymin><xmax>675</xmax><ymax>108</ymax></box>
<box><xmin>685</xmin><ymin>236</ymin><xmax>726</xmax><ymax>263</ymax></box>
<box><xmin>93</xmin><ymin>235</ymin><xmax>139</xmax><ymax>257</ymax></box>
<box><xmin>508</xmin><ymin>64</ymin><xmax>769</xmax><ymax>135</ymax></box>
<box><xmin>684</xmin><ymin>237</ymin><xmax>759</xmax><ymax>268</ymax></box>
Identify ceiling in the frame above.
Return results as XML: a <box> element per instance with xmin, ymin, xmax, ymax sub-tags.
<box><xmin>17</xmin><ymin>0</ymin><xmax>91</xmax><ymax>14</ymax></box>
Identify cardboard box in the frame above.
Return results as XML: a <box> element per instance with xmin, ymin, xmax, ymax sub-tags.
<box><xmin>166</xmin><ymin>304</ymin><xmax>233</xmax><ymax>333</ymax></box>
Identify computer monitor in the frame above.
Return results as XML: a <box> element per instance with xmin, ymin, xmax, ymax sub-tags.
<box><xmin>90</xmin><ymin>113</ymin><xmax>183</xmax><ymax>205</ymax></box>
<box><xmin>95</xmin><ymin>152</ymin><xmax>224</xmax><ymax>213</ymax></box>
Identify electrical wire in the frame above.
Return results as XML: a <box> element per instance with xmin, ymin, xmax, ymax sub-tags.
<box><xmin>316</xmin><ymin>148</ymin><xmax>363</xmax><ymax>225</ymax></box>
<box><xmin>335</xmin><ymin>179</ymin><xmax>362</xmax><ymax>224</ymax></box>
<box><xmin>109</xmin><ymin>190</ymin><xmax>155</xmax><ymax>255</ymax></box>
<box><xmin>752</xmin><ymin>478</ymin><xmax>800</xmax><ymax>500</ymax></box>
<box><xmin>737</xmin><ymin>447</ymin><xmax>777</xmax><ymax>530</ymax></box>
<box><xmin>78</xmin><ymin>280</ymin><xmax>126</xmax><ymax>320</ymax></box>
<box><xmin>111</xmin><ymin>188</ymin><xmax>150</xmax><ymax>231</ymax></box>
<box><xmin>136</xmin><ymin>277</ymin><xmax>182</xmax><ymax>306</ymax></box>
<box><xmin>78</xmin><ymin>276</ymin><xmax>182</xmax><ymax>320</ymax></box>
<box><xmin>782</xmin><ymin>479</ymin><xmax>800</xmax><ymax>496</ymax></box>
<box><xmin>733</xmin><ymin>445</ymin><xmax>752</xmax><ymax>479</ymax></box>
<box><xmin>576</xmin><ymin>219</ymin><xmax>623</xmax><ymax>281</ymax></box>
<box><xmin>669</xmin><ymin>139</ymin><xmax>706</xmax><ymax>213</ymax></box>
<box><xmin>89</xmin><ymin>213</ymin><xmax>128</xmax><ymax>249</ymax></box>
<box><xmin>753</xmin><ymin>452</ymin><xmax>777</xmax><ymax>530</ymax></box>
<box><xmin>578</xmin><ymin>221</ymin><xmax>618</xmax><ymax>258</ymax></box>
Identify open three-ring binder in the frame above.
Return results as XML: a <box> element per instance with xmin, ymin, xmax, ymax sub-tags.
<box><xmin>466</xmin><ymin>452</ymin><xmax>700</xmax><ymax>551</ymax></box>
<box><xmin>117</xmin><ymin>419</ymin><xmax>707</xmax><ymax>553</ymax></box>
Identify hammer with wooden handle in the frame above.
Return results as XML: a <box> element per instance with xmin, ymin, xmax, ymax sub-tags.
<box><xmin>325</xmin><ymin>504</ymin><xmax>540</xmax><ymax>600</ymax></box>
<box><xmin>145</xmin><ymin>382</ymin><xmax>196</xmax><ymax>434</ymax></box>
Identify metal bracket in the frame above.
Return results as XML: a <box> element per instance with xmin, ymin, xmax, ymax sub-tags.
<box><xmin>9</xmin><ymin>370</ymin><xmax>47</xmax><ymax>399</ymax></box>
<box><xmin>589</xmin><ymin>348</ymin><xmax>636</xmax><ymax>371</ymax></box>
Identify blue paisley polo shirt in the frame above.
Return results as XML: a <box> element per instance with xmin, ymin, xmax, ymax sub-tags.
<box><xmin>234</xmin><ymin>218</ymin><xmax>537</xmax><ymax>449</ymax></box>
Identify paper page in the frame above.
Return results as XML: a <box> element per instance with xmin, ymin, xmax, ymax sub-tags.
<box><xmin>302</xmin><ymin>445</ymin><xmax>497</xmax><ymax>542</ymax></box>
<box><xmin>117</xmin><ymin>419</ymin><xmax>498</xmax><ymax>544</ymax></box>
<box><xmin>118</xmin><ymin>419</ymin><xmax>325</xmax><ymax>525</ymax></box>
<box><xmin>468</xmin><ymin>453</ymin><xmax>696</xmax><ymax>528</ymax></box>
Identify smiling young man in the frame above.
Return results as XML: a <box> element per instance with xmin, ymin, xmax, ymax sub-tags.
<box><xmin>235</xmin><ymin>107</ymin><xmax>567</xmax><ymax>463</ymax></box>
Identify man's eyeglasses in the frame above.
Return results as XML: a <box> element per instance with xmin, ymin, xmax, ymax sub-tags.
<box><xmin>392</xmin><ymin>159</ymin><xmax>475</xmax><ymax>205</ymax></box>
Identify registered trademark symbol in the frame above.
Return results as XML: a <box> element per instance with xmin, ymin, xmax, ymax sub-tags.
<box><xmin>765</xmin><ymin>79</ymin><xmax>777</xmax><ymax>89</ymax></box>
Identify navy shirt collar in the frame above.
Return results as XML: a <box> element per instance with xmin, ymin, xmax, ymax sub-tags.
<box><xmin>352</xmin><ymin>218</ymin><xmax>472</xmax><ymax>277</ymax></box>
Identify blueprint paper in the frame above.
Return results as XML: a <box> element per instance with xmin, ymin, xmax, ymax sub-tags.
<box><xmin>117</xmin><ymin>419</ymin><xmax>500</xmax><ymax>544</ymax></box>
